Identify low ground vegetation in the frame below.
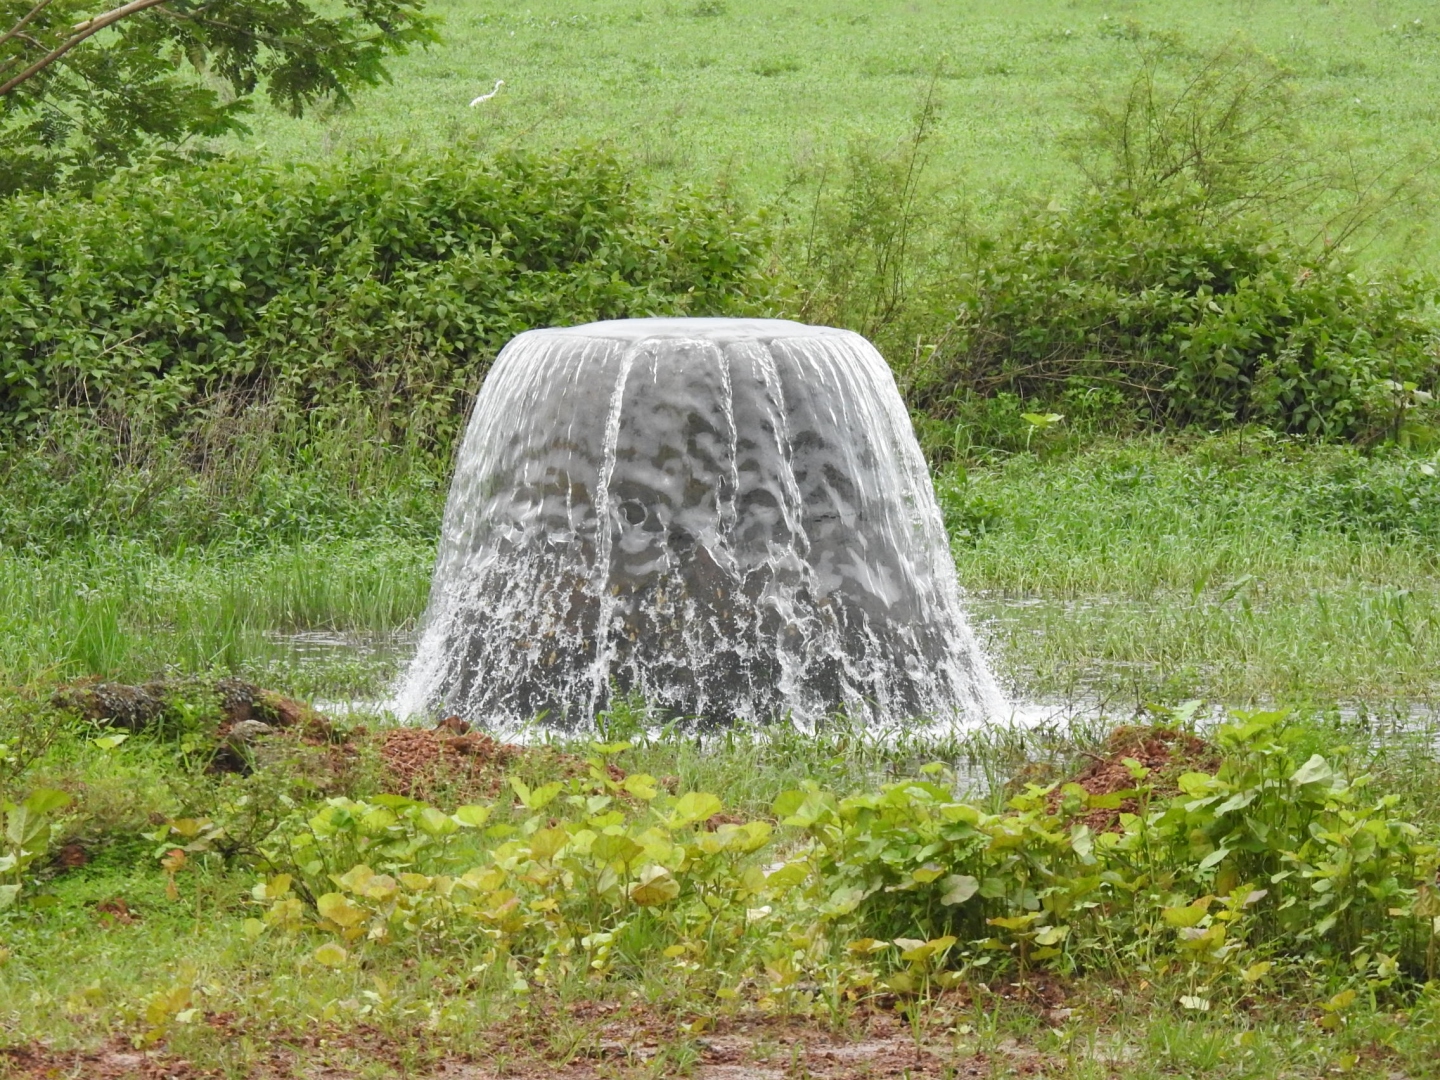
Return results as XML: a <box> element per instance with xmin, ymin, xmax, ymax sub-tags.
<box><xmin>2</xmin><ymin>431</ymin><xmax>1437</xmax><ymax>710</ymax></box>
<box><xmin>3</xmin><ymin>684</ymin><xmax>1440</xmax><ymax>1077</ymax></box>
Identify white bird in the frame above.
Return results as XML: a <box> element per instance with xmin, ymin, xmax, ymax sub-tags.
<box><xmin>470</xmin><ymin>80</ymin><xmax>505</xmax><ymax>107</ymax></box>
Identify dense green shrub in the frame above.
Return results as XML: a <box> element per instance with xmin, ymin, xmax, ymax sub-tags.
<box><xmin>902</xmin><ymin>192</ymin><xmax>1440</xmax><ymax>442</ymax></box>
<box><xmin>786</xmin><ymin>710</ymin><xmax>1440</xmax><ymax>986</ymax></box>
<box><xmin>0</xmin><ymin>146</ymin><xmax>779</xmax><ymax>443</ymax></box>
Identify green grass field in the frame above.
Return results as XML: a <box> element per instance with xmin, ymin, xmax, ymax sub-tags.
<box><xmin>241</xmin><ymin>0</ymin><xmax>1440</xmax><ymax>258</ymax></box>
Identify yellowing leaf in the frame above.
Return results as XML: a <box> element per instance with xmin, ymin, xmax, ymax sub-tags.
<box><xmin>1034</xmin><ymin>925</ymin><xmax>1069</xmax><ymax>947</ymax></box>
<box><xmin>22</xmin><ymin>789</ymin><xmax>71</xmax><ymax>815</ymax></box>
<box><xmin>622</xmin><ymin>774</ymin><xmax>660</xmax><ymax>800</ymax></box>
<box><xmin>629</xmin><ymin>865</ymin><xmax>680</xmax><ymax>907</ymax></box>
<box><xmin>317</xmin><ymin>892</ymin><xmax>366</xmax><ymax>928</ymax></box>
<box><xmin>672</xmin><ymin>792</ymin><xmax>723</xmax><ymax>827</ymax></box>
<box><xmin>939</xmin><ymin>803</ymin><xmax>981</xmax><ymax>825</ymax></box>
<box><xmin>453</xmin><ymin>805</ymin><xmax>491</xmax><ymax>828</ymax></box>
<box><xmin>360</xmin><ymin>874</ymin><xmax>397</xmax><ymax>900</ymax></box>
<box><xmin>987</xmin><ymin>913</ymin><xmax>1041</xmax><ymax>931</ymax></box>
<box><xmin>529</xmin><ymin>826</ymin><xmax>569</xmax><ymax>861</ymax></box>
<box><xmin>771</xmin><ymin>790</ymin><xmax>806</xmax><ymax>818</ymax></box>
<box><xmin>1177</xmin><ymin>924</ymin><xmax>1226</xmax><ymax>951</ymax></box>
<box><xmin>1162</xmin><ymin>905</ymin><xmax>1209</xmax><ymax>929</ymax></box>
<box><xmin>697</xmin><ymin>830</ymin><xmax>732</xmax><ymax>855</ymax></box>
<box><xmin>591</xmin><ymin>833</ymin><xmax>643</xmax><ymax>867</ymax></box>
<box><xmin>314</xmin><ymin>943</ymin><xmax>348</xmax><ymax>968</ymax></box>
<box><xmin>460</xmin><ymin>866</ymin><xmax>506</xmax><ymax>892</ymax></box>
<box><xmin>512</xmin><ymin>778</ymin><xmax>562</xmax><ymax>810</ymax></box>
<box><xmin>168</xmin><ymin>818</ymin><xmax>207</xmax><ymax>839</ymax></box>
<box><xmin>1290</xmin><ymin>754</ymin><xmax>1334</xmax><ymax>789</ymax></box>
<box><xmin>417</xmin><ymin>806</ymin><xmax>459</xmax><ymax>837</ymax></box>
<box><xmin>251</xmin><ymin>874</ymin><xmax>292</xmax><ymax>901</ymax></box>
<box><xmin>1325</xmin><ymin>989</ymin><xmax>1358</xmax><ymax>1012</ymax></box>
<box><xmin>821</xmin><ymin>886</ymin><xmax>864</xmax><ymax>916</ymax></box>
<box><xmin>334</xmin><ymin>864</ymin><xmax>375</xmax><ymax>892</ymax></box>
<box><xmin>763</xmin><ymin>862</ymin><xmax>808</xmax><ymax>890</ymax></box>
<box><xmin>734</xmin><ymin>821</ymin><xmax>773</xmax><ymax>852</ymax></box>
<box><xmin>359</xmin><ymin>807</ymin><xmax>397</xmax><ymax>833</ymax></box>
<box><xmin>1178</xmin><ymin>772</ymin><xmax>1218</xmax><ymax>797</ymax></box>
<box><xmin>1242</xmin><ymin>961</ymin><xmax>1273</xmax><ymax>983</ymax></box>
<box><xmin>847</xmin><ymin>938</ymin><xmax>889</xmax><ymax>954</ymax></box>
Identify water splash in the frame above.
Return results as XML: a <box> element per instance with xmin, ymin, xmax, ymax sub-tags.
<box><xmin>394</xmin><ymin>318</ymin><xmax>1007</xmax><ymax>730</ymax></box>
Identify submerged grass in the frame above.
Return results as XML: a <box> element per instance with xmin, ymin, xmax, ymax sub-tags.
<box><xmin>0</xmin><ymin>540</ymin><xmax>432</xmax><ymax>696</ymax></box>
<box><xmin>942</xmin><ymin>432</ymin><xmax>1440</xmax><ymax>706</ymax></box>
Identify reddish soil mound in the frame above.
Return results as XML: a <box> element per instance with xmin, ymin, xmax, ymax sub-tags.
<box><xmin>377</xmin><ymin>720</ymin><xmax>624</xmax><ymax>803</ymax></box>
<box><xmin>1051</xmin><ymin>724</ymin><xmax>1218</xmax><ymax>832</ymax></box>
<box><xmin>95</xmin><ymin>897</ymin><xmax>139</xmax><ymax>926</ymax></box>
<box><xmin>380</xmin><ymin>725</ymin><xmax>520</xmax><ymax>800</ymax></box>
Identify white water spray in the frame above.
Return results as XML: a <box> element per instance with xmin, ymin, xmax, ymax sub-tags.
<box><xmin>394</xmin><ymin>318</ymin><xmax>1006</xmax><ymax>730</ymax></box>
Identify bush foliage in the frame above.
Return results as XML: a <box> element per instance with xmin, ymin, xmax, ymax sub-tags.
<box><xmin>0</xmin><ymin>146</ymin><xmax>777</xmax><ymax>444</ymax></box>
<box><xmin>218</xmin><ymin>711</ymin><xmax>1440</xmax><ymax>1008</ymax></box>
<box><xmin>905</xmin><ymin>192</ymin><xmax>1440</xmax><ymax>442</ymax></box>
<box><xmin>801</xmin><ymin>43</ymin><xmax>1440</xmax><ymax>447</ymax></box>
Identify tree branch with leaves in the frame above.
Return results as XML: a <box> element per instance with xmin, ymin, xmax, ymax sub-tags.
<box><xmin>0</xmin><ymin>0</ymin><xmax>437</xmax><ymax>194</ymax></box>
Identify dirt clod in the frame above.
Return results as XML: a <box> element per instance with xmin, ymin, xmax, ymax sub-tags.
<box><xmin>1051</xmin><ymin>724</ymin><xmax>1218</xmax><ymax>831</ymax></box>
<box><xmin>379</xmin><ymin>725</ymin><xmax>520</xmax><ymax>800</ymax></box>
<box><xmin>95</xmin><ymin>897</ymin><xmax>139</xmax><ymax>926</ymax></box>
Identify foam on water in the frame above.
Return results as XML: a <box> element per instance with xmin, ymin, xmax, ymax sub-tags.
<box><xmin>394</xmin><ymin>318</ymin><xmax>1007</xmax><ymax>730</ymax></box>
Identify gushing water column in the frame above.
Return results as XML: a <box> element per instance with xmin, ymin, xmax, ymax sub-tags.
<box><xmin>395</xmin><ymin>318</ymin><xmax>1005</xmax><ymax>730</ymax></box>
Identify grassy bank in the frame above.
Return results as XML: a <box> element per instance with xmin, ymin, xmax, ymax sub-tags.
<box><xmin>0</xmin><ymin>540</ymin><xmax>431</xmax><ymax>700</ymax></box>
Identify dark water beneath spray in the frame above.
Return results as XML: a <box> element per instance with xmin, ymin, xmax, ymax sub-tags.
<box><xmin>395</xmin><ymin>319</ymin><xmax>1006</xmax><ymax>731</ymax></box>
